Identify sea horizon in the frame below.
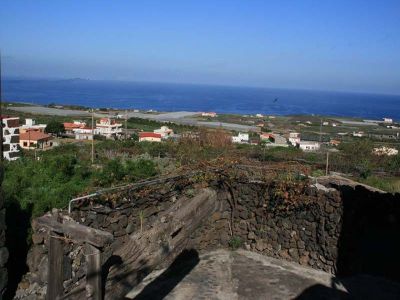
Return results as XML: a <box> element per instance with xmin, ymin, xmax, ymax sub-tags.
<box><xmin>3</xmin><ymin>77</ymin><xmax>400</xmax><ymax>120</ymax></box>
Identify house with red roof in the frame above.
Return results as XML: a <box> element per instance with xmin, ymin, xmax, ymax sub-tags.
<box><xmin>19</xmin><ymin>131</ymin><xmax>54</xmax><ymax>150</ymax></box>
<box><xmin>139</xmin><ymin>132</ymin><xmax>162</xmax><ymax>142</ymax></box>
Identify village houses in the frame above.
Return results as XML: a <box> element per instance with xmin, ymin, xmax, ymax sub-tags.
<box><xmin>232</xmin><ymin>132</ymin><xmax>249</xmax><ymax>144</ymax></box>
<box><xmin>96</xmin><ymin>118</ymin><xmax>123</xmax><ymax>139</ymax></box>
<box><xmin>20</xmin><ymin>119</ymin><xmax>46</xmax><ymax>134</ymax></box>
<box><xmin>139</xmin><ymin>132</ymin><xmax>162</xmax><ymax>142</ymax></box>
<box><xmin>19</xmin><ymin>131</ymin><xmax>54</xmax><ymax>150</ymax></box>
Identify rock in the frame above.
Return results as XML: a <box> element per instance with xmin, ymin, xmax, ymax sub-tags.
<box><xmin>289</xmin><ymin>248</ymin><xmax>299</xmax><ymax>260</ymax></box>
<box><xmin>125</xmin><ymin>223</ymin><xmax>135</xmax><ymax>234</ymax></box>
<box><xmin>211</xmin><ymin>212</ymin><xmax>221</xmax><ymax>222</ymax></box>
<box><xmin>239</xmin><ymin>210</ymin><xmax>248</xmax><ymax>219</ymax></box>
<box><xmin>38</xmin><ymin>256</ymin><xmax>48</xmax><ymax>284</ymax></box>
<box><xmin>297</xmin><ymin>240</ymin><xmax>305</xmax><ymax>250</ymax></box>
<box><xmin>118</xmin><ymin>215</ymin><xmax>128</xmax><ymax>228</ymax></box>
<box><xmin>32</xmin><ymin>233</ymin><xmax>44</xmax><ymax>245</ymax></box>
<box><xmin>325</xmin><ymin>203</ymin><xmax>334</xmax><ymax>214</ymax></box>
<box><xmin>299</xmin><ymin>255</ymin><xmax>310</xmax><ymax>266</ymax></box>
<box><xmin>221</xmin><ymin>211</ymin><xmax>230</xmax><ymax>219</ymax></box>
<box><xmin>114</xmin><ymin>230</ymin><xmax>126</xmax><ymax>237</ymax></box>
<box><xmin>255</xmin><ymin>240</ymin><xmax>267</xmax><ymax>251</ymax></box>
<box><xmin>247</xmin><ymin>231</ymin><xmax>256</xmax><ymax>240</ymax></box>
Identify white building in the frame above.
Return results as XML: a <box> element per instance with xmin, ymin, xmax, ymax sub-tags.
<box><xmin>20</xmin><ymin>119</ymin><xmax>47</xmax><ymax>134</ymax></box>
<box><xmin>256</xmin><ymin>113</ymin><xmax>264</xmax><ymax>118</ymax></box>
<box><xmin>74</xmin><ymin>127</ymin><xmax>99</xmax><ymax>140</ymax></box>
<box><xmin>139</xmin><ymin>132</ymin><xmax>162</xmax><ymax>142</ymax></box>
<box><xmin>383</xmin><ymin>118</ymin><xmax>393</xmax><ymax>124</ymax></box>
<box><xmin>373</xmin><ymin>146</ymin><xmax>398</xmax><ymax>156</ymax></box>
<box><xmin>153</xmin><ymin>126</ymin><xmax>174</xmax><ymax>139</ymax></box>
<box><xmin>299</xmin><ymin>141</ymin><xmax>320</xmax><ymax>151</ymax></box>
<box><xmin>201</xmin><ymin>112</ymin><xmax>217</xmax><ymax>117</ymax></box>
<box><xmin>352</xmin><ymin>131</ymin><xmax>365</xmax><ymax>137</ymax></box>
<box><xmin>96</xmin><ymin>118</ymin><xmax>123</xmax><ymax>139</ymax></box>
<box><xmin>232</xmin><ymin>132</ymin><xmax>249</xmax><ymax>144</ymax></box>
<box><xmin>288</xmin><ymin>132</ymin><xmax>301</xmax><ymax>146</ymax></box>
<box><xmin>2</xmin><ymin>116</ymin><xmax>20</xmax><ymax>160</ymax></box>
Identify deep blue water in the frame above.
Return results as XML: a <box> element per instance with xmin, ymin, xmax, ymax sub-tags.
<box><xmin>3</xmin><ymin>79</ymin><xmax>400</xmax><ymax>120</ymax></box>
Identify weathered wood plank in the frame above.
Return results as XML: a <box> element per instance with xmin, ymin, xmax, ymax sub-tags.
<box><xmin>85</xmin><ymin>243</ymin><xmax>102</xmax><ymax>300</ymax></box>
<box><xmin>47</xmin><ymin>233</ymin><xmax>64</xmax><ymax>300</ymax></box>
<box><xmin>36</xmin><ymin>215</ymin><xmax>113</xmax><ymax>248</ymax></box>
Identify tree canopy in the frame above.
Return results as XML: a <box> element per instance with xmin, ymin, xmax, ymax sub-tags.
<box><xmin>45</xmin><ymin>120</ymin><xmax>65</xmax><ymax>136</ymax></box>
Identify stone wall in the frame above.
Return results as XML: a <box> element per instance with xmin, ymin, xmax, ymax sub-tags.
<box><xmin>191</xmin><ymin>181</ymin><xmax>342</xmax><ymax>273</ymax></box>
<box><xmin>15</xmin><ymin>177</ymin><xmax>201</xmax><ymax>299</ymax></box>
<box><xmin>14</xmin><ymin>173</ymin><xmax>400</xmax><ymax>299</ymax></box>
<box><xmin>2</xmin><ymin>117</ymin><xmax>20</xmax><ymax>161</ymax></box>
<box><xmin>192</xmin><ymin>179</ymin><xmax>400</xmax><ymax>281</ymax></box>
<box><xmin>0</xmin><ymin>163</ymin><xmax>8</xmax><ymax>297</ymax></box>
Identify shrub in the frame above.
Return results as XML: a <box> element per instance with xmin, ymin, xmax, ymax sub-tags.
<box><xmin>228</xmin><ymin>236</ymin><xmax>243</xmax><ymax>250</ymax></box>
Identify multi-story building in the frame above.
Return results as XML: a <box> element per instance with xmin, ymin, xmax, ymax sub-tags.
<box><xmin>19</xmin><ymin>118</ymin><xmax>47</xmax><ymax>134</ymax></box>
<box><xmin>96</xmin><ymin>118</ymin><xmax>122</xmax><ymax>139</ymax></box>
<box><xmin>2</xmin><ymin>116</ymin><xmax>20</xmax><ymax>160</ymax></box>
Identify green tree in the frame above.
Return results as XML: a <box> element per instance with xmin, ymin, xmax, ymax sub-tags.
<box><xmin>45</xmin><ymin>120</ymin><xmax>65</xmax><ymax>136</ymax></box>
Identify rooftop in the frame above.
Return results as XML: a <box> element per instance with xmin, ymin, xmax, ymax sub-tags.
<box><xmin>20</xmin><ymin>131</ymin><xmax>52</xmax><ymax>141</ymax></box>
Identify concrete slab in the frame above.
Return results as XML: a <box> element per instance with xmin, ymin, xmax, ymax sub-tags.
<box><xmin>125</xmin><ymin>249</ymin><xmax>400</xmax><ymax>300</ymax></box>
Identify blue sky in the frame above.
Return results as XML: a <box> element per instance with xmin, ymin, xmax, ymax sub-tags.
<box><xmin>1</xmin><ymin>0</ymin><xmax>400</xmax><ymax>94</ymax></box>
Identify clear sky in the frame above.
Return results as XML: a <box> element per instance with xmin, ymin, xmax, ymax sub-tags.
<box><xmin>1</xmin><ymin>0</ymin><xmax>400</xmax><ymax>94</ymax></box>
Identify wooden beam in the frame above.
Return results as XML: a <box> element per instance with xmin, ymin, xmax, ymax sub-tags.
<box><xmin>85</xmin><ymin>243</ymin><xmax>102</xmax><ymax>300</ymax></box>
<box><xmin>35</xmin><ymin>215</ymin><xmax>113</xmax><ymax>248</ymax></box>
<box><xmin>47</xmin><ymin>232</ymin><xmax>64</xmax><ymax>300</ymax></box>
<box><xmin>64</xmin><ymin>188</ymin><xmax>218</xmax><ymax>299</ymax></box>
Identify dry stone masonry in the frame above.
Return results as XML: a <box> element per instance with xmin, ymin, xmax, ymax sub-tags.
<box><xmin>2</xmin><ymin>116</ymin><xmax>20</xmax><ymax>161</ymax></box>
<box><xmin>14</xmin><ymin>169</ymin><xmax>400</xmax><ymax>299</ymax></box>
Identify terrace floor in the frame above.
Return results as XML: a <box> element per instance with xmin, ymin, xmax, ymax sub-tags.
<box><xmin>126</xmin><ymin>249</ymin><xmax>400</xmax><ymax>300</ymax></box>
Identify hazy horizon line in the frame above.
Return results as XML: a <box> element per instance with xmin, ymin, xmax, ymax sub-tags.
<box><xmin>4</xmin><ymin>75</ymin><xmax>400</xmax><ymax>98</ymax></box>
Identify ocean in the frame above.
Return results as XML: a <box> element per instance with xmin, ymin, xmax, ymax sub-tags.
<box><xmin>3</xmin><ymin>79</ymin><xmax>400</xmax><ymax>120</ymax></box>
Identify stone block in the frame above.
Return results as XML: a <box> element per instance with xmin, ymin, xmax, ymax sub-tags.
<box><xmin>247</xmin><ymin>231</ymin><xmax>256</xmax><ymax>240</ymax></box>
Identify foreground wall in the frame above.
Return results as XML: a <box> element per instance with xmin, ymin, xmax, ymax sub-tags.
<box><xmin>14</xmin><ymin>173</ymin><xmax>400</xmax><ymax>299</ymax></box>
<box><xmin>193</xmin><ymin>180</ymin><xmax>400</xmax><ymax>280</ymax></box>
<box><xmin>0</xmin><ymin>164</ymin><xmax>8</xmax><ymax>297</ymax></box>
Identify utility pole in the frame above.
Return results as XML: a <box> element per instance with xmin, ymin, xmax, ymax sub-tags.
<box><xmin>325</xmin><ymin>151</ymin><xmax>329</xmax><ymax>176</ymax></box>
<box><xmin>319</xmin><ymin>118</ymin><xmax>323</xmax><ymax>144</ymax></box>
<box><xmin>125</xmin><ymin>109</ymin><xmax>128</xmax><ymax>140</ymax></box>
<box><xmin>91</xmin><ymin>109</ymin><xmax>94</xmax><ymax>164</ymax></box>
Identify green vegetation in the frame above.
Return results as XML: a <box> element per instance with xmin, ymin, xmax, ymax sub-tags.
<box><xmin>228</xmin><ymin>236</ymin><xmax>243</xmax><ymax>250</ymax></box>
<box><xmin>127</xmin><ymin>117</ymin><xmax>195</xmax><ymax>133</ymax></box>
<box><xmin>3</xmin><ymin>143</ymin><xmax>158</xmax><ymax>218</ymax></box>
<box><xmin>44</xmin><ymin>120</ymin><xmax>66</xmax><ymax>136</ymax></box>
<box><xmin>359</xmin><ymin>176</ymin><xmax>400</xmax><ymax>194</ymax></box>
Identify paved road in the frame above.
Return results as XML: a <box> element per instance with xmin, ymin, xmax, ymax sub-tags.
<box><xmin>126</xmin><ymin>249</ymin><xmax>400</xmax><ymax>300</ymax></box>
<box><xmin>9</xmin><ymin>106</ymin><xmax>259</xmax><ymax>132</ymax></box>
